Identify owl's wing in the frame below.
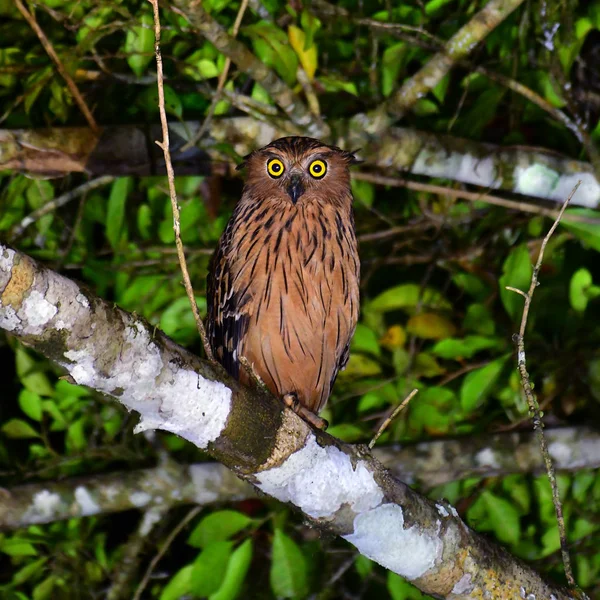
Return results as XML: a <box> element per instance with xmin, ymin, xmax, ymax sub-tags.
<box><xmin>206</xmin><ymin>223</ymin><xmax>249</xmax><ymax>380</ymax></box>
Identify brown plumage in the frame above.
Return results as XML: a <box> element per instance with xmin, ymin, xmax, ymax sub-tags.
<box><xmin>206</xmin><ymin>137</ymin><xmax>360</xmax><ymax>420</ymax></box>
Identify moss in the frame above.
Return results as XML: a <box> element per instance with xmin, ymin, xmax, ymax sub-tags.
<box><xmin>213</xmin><ymin>384</ymin><xmax>283</xmax><ymax>473</ymax></box>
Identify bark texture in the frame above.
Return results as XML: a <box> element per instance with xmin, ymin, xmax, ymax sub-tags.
<box><xmin>0</xmin><ymin>243</ymin><xmax>581</xmax><ymax>599</ymax></box>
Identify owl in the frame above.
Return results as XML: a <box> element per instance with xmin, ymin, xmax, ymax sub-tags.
<box><xmin>206</xmin><ymin>137</ymin><xmax>360</xmax><ymax>427</ymax></box>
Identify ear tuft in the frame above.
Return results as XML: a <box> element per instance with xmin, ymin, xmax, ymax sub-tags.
<box><xmin>235</xmin><ymin>152</ymin><xmax>253</xmax><ymax>171</ymax></box>
<box><xmin>344</xmin><ymin>148</ymin><xmax>363</xmax><ymax>166</ymax></box>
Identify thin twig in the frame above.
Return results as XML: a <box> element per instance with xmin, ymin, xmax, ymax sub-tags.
<box><xmin>505</xmin><ymin>181</ymin><xmax>582</xmax><ymax>588</ymax></box>
<box><xmin>354</xmin><ymin>171</ymin><xmax>600</xmax><ymax>227</ymax></box>
<box><xmin>368</xmin><ymin>389</ymin><xmax>418</xmax><ymax>450</ymax></box>
<box><xmin>181</xmin><ymin>0</ymin><xmax>249</xmax><ymax>152</ymax></box>
<box><xmin>171</xmin><ymin>0</ymin><xmax>323</xmax><ymax>136</ymax></box>
<box><xmin>107</xmin><ymin>505</ymin><xmax>170</xmax><ymax>600</ymax></box>
<box><xmin>15</xmin><ymin>0</ymin><xmax>99</xmax><ymax>134</ymax></box>
<box><xmin>132</xmin><ymin>505</ymin><xmax>201</xmax><ymax>600</ymax></box>
<box><xmin>9</xmin><ymin>176</ymin><xmax>115</xmax><ymax>241</ymax></box>
<box><xmin>148</xmin><ymin>0</ymin><xmax>214</xmax><ymax>361</ymax></box>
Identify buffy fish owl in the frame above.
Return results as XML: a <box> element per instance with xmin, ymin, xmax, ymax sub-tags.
<box><xmin>206</xmin><ymin>137</ymin><xmax>360</xmax><ymax>427</ymax></box>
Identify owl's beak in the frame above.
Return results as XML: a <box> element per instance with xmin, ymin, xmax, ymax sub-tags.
<box><xmin>286</xmin><ymin>174</ymin><xmax>305</xmax><ymax>204</ymax></box>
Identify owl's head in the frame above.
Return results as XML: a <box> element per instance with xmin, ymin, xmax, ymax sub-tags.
<box><xmin>237</xmin><ymin>137</ymin><xmax>359</xmax><ymax>205</ymax></box>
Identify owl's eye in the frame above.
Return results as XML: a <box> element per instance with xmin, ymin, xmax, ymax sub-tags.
<box><xmin>308</xmin><ymin>159</ymin><xmax>327</xmax><ymax>179</ymax></box>
<box><xmin>267</xmin><ymin>158</ymin><xmax>285</xmax><ymax>178</ymax></box>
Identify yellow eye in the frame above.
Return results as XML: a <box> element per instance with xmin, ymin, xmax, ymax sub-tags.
<box><xmin>309</xmin><ymin>159</ymin><xmax>327</xmax><ymax>179</ymax></box>
<box><xmin>267</xmin><ymin>158</ymin><xmax>285</xmax><ymax>178</ymax></box>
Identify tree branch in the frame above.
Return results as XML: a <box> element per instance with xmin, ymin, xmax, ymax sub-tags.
<box><xmin>170</xmin><ymin>0</ymin><xmax>324</xmax><ymax>137</ymax></box>
<box><xmin>382</xmin><ymin>0</ymin><xmax>526</xmax><ymax>120</ymax></box>
<box><xmin>0</xmin><ymin>243</ymin><xmax>579</xmax><ymax>599</ymax></box>
<box><xmin>2</xmin><ymin>119</ymin><xmax>600</xmax><ymax>208</ymax></box>
<box><xmin>1</xmin><ymin>426</ymin><xmax>598</xmax><ymax>530</ymax></box>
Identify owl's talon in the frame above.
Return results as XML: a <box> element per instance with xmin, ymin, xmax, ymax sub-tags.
<box><xmin>283</xmin><ymin>393</ymin><xmax>328</xmax><ymax>430</ymax></box>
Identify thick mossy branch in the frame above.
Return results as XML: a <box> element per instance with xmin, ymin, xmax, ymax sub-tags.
<box><xmin>0</xmin><ymin>243</ymin><xmax>579</xmax><ymax>600</ymax></box>
<box><xmin>2</xmin><ymin>120</ymin><xmax>600</xmax><ymax>208</ymax></box>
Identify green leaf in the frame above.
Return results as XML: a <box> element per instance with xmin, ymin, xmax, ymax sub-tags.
<box><xmin>536</xmin><ymin>71</ymin><xmax>566</xmax><ymax>108</ymax></box>
<box><xmin>188</xmin><ymin>510</ymin><xmax>252</xmax><ymax>549</ymax></box>
<box><xmin>137</xmin><ymin>204</ymin><xmax>152</xmax><ymax>239</ymax></box>
<box><xmin>561</xmin><ymin>209</ymin><xmax>600</xmax><ymax>251</ymax></box>
<box><xmin>381</xmin><ymin>43</ymin><xmax>407</xmax><ymax>97</ymax></box>
<box><xmin>125</xmin><ymin>13</ymin><xmax>155</xmax><ymax>76</ymax></box>
<box><xmin>106</xmin><ymin>177</ymin><xmax>132</xmax><ymax>250</ymax></box>
<box><xmin>66</xmin><ymin>418</ymin><xmax>86</xmax><ymax>451</ymax></box>
<box><xmin>16</xmin><ymin>347</ymin><xmax>54</xmax><ymax>397</ymax></box>
<box><xmin>326</xmin><ymin>423</ymin><xmax>365</xmax><ymax>442</ymax></box>
<box><xmin>270</xmin><ymin>529</ymin><xmax>309</xmax><ymax>599</ymax></box>
<box><xmin>463</xmin><ymin>303</ymin><xmax>495</xmax><ymax>336</ymax></box>
<box><xmin>162</xmin><ymin>84</ymin><xmax>183</xmax><ymax>118</ymax></box>
<box><xmin>191</xmin><ymin>541</ymin><xmax>233</xmax><ymax>597</ymax></box>
<box><xmin>425</xmin><ymin>0</ymin><xmax>455</xmax><ymax>15</ymax></box>
<box><xmin>246</xmin><ymin>22</ymin><xmax>298</xmax><ymax>86</ymax></box>
<box><xmin>480</xmin><ymin>490</ymin><xmax>521</xmax><ymax>545</ymax></box>
<box><xmin>370</xmin><ymin>284</ymin><xmax>451</xmax><ymax>313</ymax></box>
<box><xmin>18</xmin><ymin>389</ymin><xmax>43</xmax><ymax>421</ymax></box>
<box><xmin>350</xmin><ymin>324</ymin><xmax>381</xmax><ymax>357</ymax></box>
<box><xmin>569</xmin><ymin>267</ymin><xmax>600</xmax><ymax>312</ymax></box>
<box><xmin>1</xmin><ymin>538</ymin><xmax>38</xmax><ymax>556</ymax></box>
<box><xmin>210</xmin><ymin>538</ymin><xmax>253</xmax><ymax>600</ymax></box>
<box><xmin>452</xmin><ymin>272</ymin><xmax>490</xmax><ymax>301</ymax></box>
<box><xmin>354</xmin><ymin>555</ymin><xmax>374</xmax><ymax>579</ymax></box>
<box><xmin>499</xmin><ymin>244</ymin><xmax>533</xmax><ymax>321</ymax></box>
<box><xmin>33</xmin><ymin>575</ymin><xmax>57</xmax><ymax>600</ymax></box>
<box><xmin>318</xmin><ymin>75</ymin><xmax>358</xmax><ymax>96</ymax></box>
<box><xmin>13</xmin><ymin>557</ymin><xmax>48</xmax><ymax>585</ymax></box>
<box><xmin>338</xmin><ymin>354</ymin><xmax>382</xmax><ymax>378</ymax></box>
<box><xmin>160</xmin><ymin>565</ymin><xmax>193</xmax><ymax>600</ymax></box>
<box><xmin>432</xmin><ymin>336</ymin><xmax>500</xmax><ymax>360</ymax></box>
<box><xmin>288</xmin><ymin>25</ymin><xmax>317</xmax><ymax>80</ymax></box>
<box><xmin>1</xmin><ymin>418</ymin><xmax>39</xmax><ymax>439</ymax></box>
<box><xmin>406</xmin><ymin>313</ymin><xmax>456</xmax><ymax>339</ymax></box>
<box><xmin>460</xmin><ymin>357</ymin><xmax>508</xmax><ymax>412</ymax></box>
<box><xmin>387</xmin><ymin>572</ymin><xmax>424</xmax><ymax>599</ymax></box>
<box><xmin>351</xmin><ymin>179</ymin><xmax>375</xmax><ymax>208</ymax></box>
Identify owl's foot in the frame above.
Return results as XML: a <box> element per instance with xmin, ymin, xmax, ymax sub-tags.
<box><xmin>282</xmin><ymin>393</ymin><xmax>328</xmax><ymax>430</ymax></box>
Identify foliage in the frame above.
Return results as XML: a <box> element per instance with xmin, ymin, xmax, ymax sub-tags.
<box><xmin>1</xmin><ymin>0</ymin><xmax>600</xmax><ymax>598</ymax></box>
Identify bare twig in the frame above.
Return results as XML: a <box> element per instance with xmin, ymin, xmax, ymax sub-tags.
<box><xmin>505</xmin><ymin>181</ymin><xmax>582</xmax><ymax>588</ymax></box>
<box><xmin>354</xmin><ymin>171</ymin><xmax>600</xmax><ymax>227</ymax></box>
<box><xmin>133</xmin><ymin>505</ymin><xmax>201</xmax><ymax>600</ymax></box>
<box><xmin>171</xmin><ymin>0</ymin><xmax>324</xmax><ymax>137</ymax></box>
<box><xmin>368</xmin><ymin>389</ymin><xmax>418</xmax><ymax>450</ymax></box>
<box><xmin>181</xmin><ymin>0</ymin><xmax>249</xmax><ymax>152</ymax></box>
<box><xmin>148</xmin><ymin>0</ymin><xmax>214</xmax><ymax>361</ymax></box>
<box><xmin>296</xmin><ymin>66</ymin><xmax>321</xmax><ymax>118</ymax></box>
<box><xmin>15</xmin><ymin>0</ymin><xmax>99</xmax><ymax>134</ymax></box>
<box><xmin>9</xmin><ymin>176</ymin><xmax>115</xmax><ymax>240</ymax></box>
<box><xmin>107</xmin><ymin>506</ymin><xmax>169</xmax><ymax>600</ymax></box>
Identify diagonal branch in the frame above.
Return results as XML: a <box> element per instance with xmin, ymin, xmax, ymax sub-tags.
<box><xmin>382</xmin><ymin>0</ymin><xmax>527</xmax><ymax>120</ymax></box>
<box><xmin>0</xmin><ymin>243</ymin><xmax>580</xmax><ymax>599</ymax></box>
<box><xmin>14</xmin><ymin>0</ymin><xmax>99</xmax><ymax>134</ymax></box>
<box><xmin>170</xmin><ymin>0</ymin><xmax>324</xmax><ymax>138</ymax></box>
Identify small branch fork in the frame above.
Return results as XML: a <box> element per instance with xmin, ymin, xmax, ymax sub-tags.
<box><xmin>181</xmin><ymin>0</ymin><xmax>250</xmax><ymax>152</ymax></box>
<box><xmin>506</xmin><ymin>181</ymin><xmax>582</xmax><ymax>589</ymax></box>
<box><xmin>148</xmin><ymin>0</ymin><xmax>214</xmax><ymax>362</ymax></box>
<box><xmin>368</xmin><ymin>389</ymin><xmax>418</xmax><ymax>450</ymax></box>
<box><xmin>15</xmin><ymin>0</ymin><xmax>99</xmax><ymax>134</ymax></box>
